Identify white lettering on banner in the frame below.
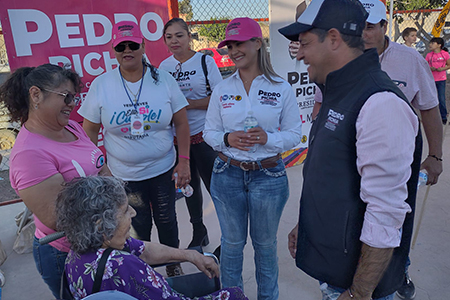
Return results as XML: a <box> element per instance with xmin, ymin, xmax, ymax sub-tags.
<box><xmin>8</xmin><ymin>9</ymin><xmax>164</xmax><ymax>57</ymax></box>
<box><xmin>8</xmin><ymin>9</ymin><xmax>52</xmax><ymax>57</ymax></box>
<box><xmin>84</xmin><ymin>52</ymin><xmax>103</xmax><ymax>76</ymax></box>
<box><xmin>114</xmin><ymin>13</ymin><xmax>139</xmax><ymax>24</ymax></box>
<box><xmin>55</xmin><ymin>14</ymin><xmax>84</xmax><ymax>48</ymax></box>
<box><xmin>83</xmin><ymin>14</ymin><xmax>112</xmax><ymax>46</ymax></box>
<box><xmin>140</xmin><ymin>12</ymin><xmax>164</xmax><ymax>41</ymax></box>
<box><xmin>49</xmin><ymin>52</ymin><xmax>118</xmax><ymax>77</ymax></box>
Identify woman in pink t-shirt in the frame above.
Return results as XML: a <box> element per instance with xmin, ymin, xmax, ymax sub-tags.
<box><xmin>0</xmin><ymin>64</ymin><xmax>105</xmax><ymax>298</ymax></box>
<box><xmin>426</xmin><ymin>37</ymin><xmax>450</xmax><ymax>124</ymax></box>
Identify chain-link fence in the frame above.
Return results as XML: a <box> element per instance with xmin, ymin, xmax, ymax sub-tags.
<box><xmin>0</xmin><ymin>27</ymin><xmax>17</xmax><ymax>173</ymax></box>
<box><xmin>388</xmin><ymin>9</ymin><xmax>450</xmax><ymax>57</ymax></box>
<box><xmin>176</xmin><ymin>0</ymin><xmax>269</xmax><ymax>76</ymax></box>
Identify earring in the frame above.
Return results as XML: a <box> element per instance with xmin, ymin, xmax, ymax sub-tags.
<box><xmin>34</xmin><ymin>104</ymin><xmax>38</xmax><ymax>109</ymax></box>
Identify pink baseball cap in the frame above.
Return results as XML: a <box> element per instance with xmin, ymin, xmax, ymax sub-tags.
<box><xmin>218</xmin><ymin>17</ymin><xmax>263</xmax><ymax>48</ymax></box>
<box><xmin>112</xmin><ymin>21</ymin><xmax>143</xmax><ymax>47</ymax></box>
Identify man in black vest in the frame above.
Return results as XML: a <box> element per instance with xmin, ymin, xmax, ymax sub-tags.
<box><xmin>279</xmin><ymin>0</ymin><xmax>422</xmax><ymax>299</ymax></box>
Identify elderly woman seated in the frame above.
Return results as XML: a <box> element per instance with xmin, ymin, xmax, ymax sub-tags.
<box><xmin>56</xmin><ymin>176</ymin><xmax>247</xmax><ymax>300</ymax></box>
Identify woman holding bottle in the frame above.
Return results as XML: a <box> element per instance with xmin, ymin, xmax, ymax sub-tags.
<box><xmin>203</xmin><ymin>18</ymin><xmax>302</xmax><ymax>300</ymax></box>
<box><xmin>159</xmin><ymin>18</ymin><xmax>223</xmax><ymax>248</ymax></box>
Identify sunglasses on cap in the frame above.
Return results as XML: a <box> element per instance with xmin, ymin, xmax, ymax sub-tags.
<box><xmin>114</xmin><ymin>42</ymin><xmax>141</xmax><ymax>52</ymax></box>
<box><xmin>43</xmin><ymin>89</ymin><xmax>81</xmax><ymax>106</ymax></box>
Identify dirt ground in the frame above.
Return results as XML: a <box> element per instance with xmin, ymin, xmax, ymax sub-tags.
<box><xmin>0</xmin><ymin>169</ymin><xmax>17</xmax><ymax>203</ymax></box>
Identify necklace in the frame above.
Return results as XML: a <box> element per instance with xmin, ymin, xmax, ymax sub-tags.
<box><xmin>124</xmin><ymin>79</ymin><xmax>141</xmax><ymax>104</ymax></box>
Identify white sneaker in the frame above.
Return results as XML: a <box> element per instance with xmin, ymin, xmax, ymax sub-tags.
<box><xmin>0</xmin><ymin>269</ymin><xmax>5</xmax><ymax>287</ymax></box>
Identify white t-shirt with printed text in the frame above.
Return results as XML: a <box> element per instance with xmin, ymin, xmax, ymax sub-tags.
<box><xmin>79</xmin><ymin>67</ymin><xmax>188</xmax><ymax>181</ymax></box>
<box><xmin>159</xmin><ymin>52</ymin><xmax>223</xmax><ymax>135</ymax></box>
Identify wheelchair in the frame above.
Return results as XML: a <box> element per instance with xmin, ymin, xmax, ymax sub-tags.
<box><xmin>38</xmin><ymin>233</ymin><xmax>221</xmax><ymax>300</ymax></box>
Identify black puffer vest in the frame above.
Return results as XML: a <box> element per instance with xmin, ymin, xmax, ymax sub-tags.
<box><xmin>296</xmin><ymin>49</ymin><xmax>422</xmax><ymax>298</ymax></box>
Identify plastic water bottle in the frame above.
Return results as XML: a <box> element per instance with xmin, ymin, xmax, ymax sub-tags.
<box><xmin>319</xmin><ymin>283</ymin><xmax>340</xmax><ymax>300</ymax></box>
<box><xmin>244</xmin><ymin>111</ymin><xmax>258</xmax><ymax>153</ymax></box>
<box><xmin>417</xmin><ymin>171</ymin><xmax>428</xmax><ymax>187</ymax></box>
<box><xmin>174</xmin><ymin>173</ymin><xmax>194</xmax><ymax>197</ymax></box>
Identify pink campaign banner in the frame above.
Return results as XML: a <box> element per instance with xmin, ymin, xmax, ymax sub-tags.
<box><xmin>0</xmin><ymin>0</ymin><xmax>171</xmax><ymax>123</ymax></box>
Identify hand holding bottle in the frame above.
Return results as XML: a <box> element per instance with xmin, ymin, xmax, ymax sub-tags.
<box><xmin>174</xmin><ymin>173</ymin><xmax>194</xmax><ymax>197</ymax></box>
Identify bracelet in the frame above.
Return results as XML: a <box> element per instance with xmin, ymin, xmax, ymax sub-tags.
<box><xmin>178</xmin><ymin>155</ymin><xmax>190</xmax><ymax>160</ymax></box>
<box><xmin>347</xmin><ymin>288</ymin><xmax>355</xmax><ymax>299</ymax></box>
<box><xmin>224</xmin><ymin>132</ymin><xmax>231</xmax><ymax>147</ymax></box>
<box><xmin>428</xmin><ymin>154</ymin><xmax>443</xmax><ymax>161</ymax></box>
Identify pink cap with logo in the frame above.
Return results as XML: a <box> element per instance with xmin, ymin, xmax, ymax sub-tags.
<box><xmin>112</xmin><ymin>21</ymin><xmax>143</xmax><ymax>47</ymax></box>
<box><xmin>218</xmin><ymin>17</ymin><xmax>263</xmax><ymax>48</ymax></box>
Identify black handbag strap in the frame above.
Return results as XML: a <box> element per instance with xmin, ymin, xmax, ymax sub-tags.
<box><xmin>201</xmin><ymin>54</ymin><xmax>212</xmax><ymax>96</ymax></box>
<box><xmin>92</xmin><ymin>247</ymin><xmax>114</xmax><ymax>294</ymax></box>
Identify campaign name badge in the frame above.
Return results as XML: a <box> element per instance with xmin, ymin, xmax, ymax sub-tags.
<box><xmin>131</xmin><ymin>113</ymin><xmax>144</xmax><ymax>135</ymax></box>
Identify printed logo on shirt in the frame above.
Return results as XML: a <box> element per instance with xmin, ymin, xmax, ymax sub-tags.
<box><xmin>220</xmin><ymin>94</ymin><xmax>241</xmax><ymax>102</ymax></box>
<box><xmin>169</xmin><ymin>70</ymin><xmax>196</xmax><ymax>82</ymax></box>
<box><xmin>392</xmin><ymin>80</ymin><xmax>407</xmax><ymax>88</ymax></box>
<box><xmin>324</xmin><ymin>108</ymin><xmax>345</xmax><ymax>131</ymax></box>
<box><xmin>91</xmin><ymin>148</ymin><xmax>104</xmax><ymax>168</ymax></box>
<box><xmin>109</xmin><ymin>108</ymin><xmax>162</xmax><ymax>126</ymax></box>
<box><xmin>257</xmin><ymin>90</ymin><xmax>280</xmax><ymax>106</ymax></box>
<box><xmin>220</xmin><ymin>94</ymin><xmax>242</xmax><ymax>109</ymax></box>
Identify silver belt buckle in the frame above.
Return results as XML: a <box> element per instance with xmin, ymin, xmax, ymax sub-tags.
<box><xmin>240</xmin><ymin>161</ymin><xmax>256</xmax><ymax>171</ymax></box>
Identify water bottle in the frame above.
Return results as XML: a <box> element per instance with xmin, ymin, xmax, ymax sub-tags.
<box><xmin>319</xmin><ymin>283</ymin><xmax>341</xmax><ymax>300</ymax></box>
<box><xmin>244</xmin><ymin>111</ymin><xmax>258</xmax><ymax>153</ymax></box>
<box><xmin>417</xmin><ymin>171</ymin><xmax>428</xmax><ymax>187</ymax></box>
<box><xmin>174</xmin><ymin>173</ymin><xmax>194</xmax><ymax>197</ymax></box>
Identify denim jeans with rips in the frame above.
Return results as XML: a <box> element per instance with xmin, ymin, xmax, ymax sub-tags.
<box><xmin>210</xmin><ymin>156</ymin><xmax>289</xmax><ymax>300</ymax></box>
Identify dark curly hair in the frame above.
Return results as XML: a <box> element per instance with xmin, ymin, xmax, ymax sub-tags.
<box><xmin>0</xmin><ymin>64</ymin><xmax>82</xmax><ymax>124</ymax></box>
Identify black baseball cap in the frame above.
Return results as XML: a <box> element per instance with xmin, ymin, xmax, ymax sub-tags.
<box><xmin>279</xmin><ymin>0</ymin><xmax>368</xmax><ymax>41</ymax></box>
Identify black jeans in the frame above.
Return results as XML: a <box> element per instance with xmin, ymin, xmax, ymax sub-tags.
<box><xmin>126</xmin><ymin>167</ymin><xmax>179</xmax><ymax>247</ymax></box>
<box><xmin>177</xmin><ymin>141</ymin><xmax>217</xmax><ymax>224</ymax></box>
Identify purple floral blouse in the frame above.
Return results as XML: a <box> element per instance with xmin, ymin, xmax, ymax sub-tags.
<box><xmin>65</xmin><ymin>237</ymin><xmax>247</xmax><ymax>300</ymax></box>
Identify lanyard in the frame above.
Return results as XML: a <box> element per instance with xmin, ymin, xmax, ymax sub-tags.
<box><xmin>119</xmin><ymin>63</ymin><xmax>146</xmax><ymax>111</ymax></box>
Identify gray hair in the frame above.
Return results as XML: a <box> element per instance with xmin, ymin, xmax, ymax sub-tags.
<box><xmin>56</xmin><ymin>176</ymin><xmax>128</xmax><ymax>254</ymax></box>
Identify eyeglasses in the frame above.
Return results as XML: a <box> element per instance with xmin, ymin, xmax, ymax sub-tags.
<box><xmin>114</xmin><ymin>42</ymin><xmax>141</xmax><ymax>52</ymax></box>
<box><xmin>43</xmin><ymin>89</ymin><xmax>81</xmax><ymax>106</ymax></box>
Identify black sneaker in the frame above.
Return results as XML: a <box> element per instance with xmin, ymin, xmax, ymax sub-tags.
<box><xmin>396</xmin><ymin>274</ymin><xmax>416</xmax><ymax>299</ymax></box>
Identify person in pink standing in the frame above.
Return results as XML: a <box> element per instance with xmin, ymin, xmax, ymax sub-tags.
<box><xmin>426</xmin><ymin>37</ymin><xmax>450</xmax><ymax>124</ymax></box>
<box><xmin>0</xmin><ymin>64</ymin><xmax>105</xmax><ymax>298</ymax></box>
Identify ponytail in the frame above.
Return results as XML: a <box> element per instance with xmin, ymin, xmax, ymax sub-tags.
<box><xmin>0</xmin><ymin>64</ymin><xmax>82</xmax><ymax>124</ymax></box>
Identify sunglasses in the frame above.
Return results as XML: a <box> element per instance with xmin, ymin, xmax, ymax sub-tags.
<box><xmin>114</xmin><ymin>42</ymin><xmax>141</xmax><ymax>52</ymax></box>
<box><xmin>43</xmin><ymin>89</ymin><xmax>81</xmax><ymax>106</ymax></box>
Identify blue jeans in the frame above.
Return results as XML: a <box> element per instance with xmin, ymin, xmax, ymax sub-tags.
<box><xmin>127</xmin><ymin>167</ymin><xmax>179</xmax><ymax>247</ymax></box>
<box><xmin>211</xmin><ymin>156</ymin><xmax>289</xmax><ymax>300</ymax></box>
<box><xmin>33</xmin><ymin>236</ymin><xmax>70</xmax><ymax>299</ymax></box>
<box><xmin>435</xmin><ymin>80</ymin><xmax>447</xmax><ymax>122</ymax></box>
<box><xmin>320</xmin><ymin>282</ymin><xmax>394</xmax><ymax>300</ymax></box>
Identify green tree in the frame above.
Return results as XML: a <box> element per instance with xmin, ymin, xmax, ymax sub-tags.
<box><xmin>198</xmin><ymin>18</ymin><xmax>228</xmax><ymax>43</ymax></box>
<box><xmin>179</xmin><ymin>0</ymin><xmax>193</xmax><ymax>21</ymax></box>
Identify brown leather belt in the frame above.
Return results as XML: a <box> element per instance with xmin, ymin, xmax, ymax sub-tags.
<box><xmin>218</xmin><ymin>152</ymin><xmax>281</xmax><ymax>171</ymax></box>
